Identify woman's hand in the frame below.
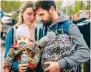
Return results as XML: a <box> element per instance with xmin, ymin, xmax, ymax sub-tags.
<box><xmin>18</xmin><ymin>63</ymin><xmax>28</xmax><ymax>72</ymax></box>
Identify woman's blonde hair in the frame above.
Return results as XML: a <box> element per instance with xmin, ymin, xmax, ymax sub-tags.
<box><xmin>14</xmin><ymin>1</ymin><xmax>34</xmax><ymax>27</ymax></box>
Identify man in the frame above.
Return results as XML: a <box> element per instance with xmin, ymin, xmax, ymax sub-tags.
<box><xmin>34</xmin><ymin>1</ymin><xmax>90</xmax><ymax>72</ymax></box>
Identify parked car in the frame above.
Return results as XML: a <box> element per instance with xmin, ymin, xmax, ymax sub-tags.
<box><xmin>1</xmin><ymin>14</ymin><xmax>12</xmax><ymax>24</ymax></box>
<box><xmin>1</xmin><ymin>13</ymin><xmax>13</xmax><ymax>42</ymax></box>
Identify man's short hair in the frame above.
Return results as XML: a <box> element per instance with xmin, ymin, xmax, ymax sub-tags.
<box><xmin>34</xmin><ymin>0</ymin><xmax>56</xmax><ymax>11</ymax></box>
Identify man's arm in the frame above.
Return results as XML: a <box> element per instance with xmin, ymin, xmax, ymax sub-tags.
<box><xmin>58</xmin><ymin>24</ymin><xmax>90</xmax><ymax>69</ymax></box>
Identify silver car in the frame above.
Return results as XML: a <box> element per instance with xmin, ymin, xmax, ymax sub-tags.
<box><xmin>1</xmin><ymin>14</ymin><xmax>13</xmax><ymax>43</ymax></box>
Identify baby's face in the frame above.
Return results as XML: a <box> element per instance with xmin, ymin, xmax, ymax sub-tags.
<box><xmin>16</xmin><ymin>36</ymin><xmax>32</xmax><ymax>46</ymax></box>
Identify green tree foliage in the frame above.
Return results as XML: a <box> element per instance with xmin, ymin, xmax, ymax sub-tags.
<box><xmin>85</xmin><ymin>1</ymin><xmax>90</xmax><ymax>10</ymax></box>
<box><xmin>55</xmin><ymin>0</ymin><xmax>63</xmax><ymax>11</ymax></box>
<box><xmin>72</xmin><ymin>1</ymin><xmax>90</xmax><ymax>14</ymax></box>
<box><xmin>1</xmin><ymin>0</ymin><xmax>90</xmax><ymax>15</ymax></box>
<box><xmin>55</xmin><ymin>0</ymin><xmax>90</xmax><ymax>15</ymax></box>
<box><xmin>1</xmin><ymin>1</ymin><xmax>22</xmax><ymax>12</ymax></box>
<box><xmin>73</xmin><ymin>1</ymin><xmax>84</xmax><ymax>14</ymax></box>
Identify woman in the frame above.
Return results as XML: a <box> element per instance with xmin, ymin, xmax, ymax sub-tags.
<box><xmin>5</xmin><ymin>1</ymin><xmax>43</xmax><ymax>72</ymax></box>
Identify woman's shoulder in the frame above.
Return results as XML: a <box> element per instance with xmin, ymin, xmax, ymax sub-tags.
<box><xmin>7</xmin><ymin>26</ymin><xmax>16</xmax><ymax>35</ymax></box>
<box><xmin>7</xmin><ymin>27</ymin><xmax>14</xmax><ymax>33</ymax></box>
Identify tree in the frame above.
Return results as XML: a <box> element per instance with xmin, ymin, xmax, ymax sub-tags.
<box><xmin>1</xmin><ymin>1</ymin><xmax>23</xmax><ymax>12</ymax></box>
<box><xmin>55</xmin><ymin>0</ymin><xmax>63</xmax><ymax>12</ymax></box>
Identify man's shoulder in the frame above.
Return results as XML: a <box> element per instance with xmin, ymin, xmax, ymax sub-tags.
<box><xmin>57</xmin><ymin>20</ymin><xmax>73</xmax><ymax>33</ymax></box>
<box><xmin>58</xmin><ymin>20</ymin><xmax>72</xmax><ymax>27</ymax></box>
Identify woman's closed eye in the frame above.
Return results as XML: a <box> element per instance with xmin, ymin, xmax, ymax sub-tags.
<box><xmin>27</xmin><ymin>12</ymin><xmax>32</xmax><ymax>16</ymax></box>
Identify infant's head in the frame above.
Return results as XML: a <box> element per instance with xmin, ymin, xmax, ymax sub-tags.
<box><xmin>15</xmin><ymin>24</ymin><xmax>33</xmax><ymax>46</ymax></box>
<box><xmin>38</xmin><ymin>31</ymin><xmax>56</xmax><ymax>48</ymax></box>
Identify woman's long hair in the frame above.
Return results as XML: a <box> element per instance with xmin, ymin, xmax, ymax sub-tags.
<box><xmin>14</xmin><ymin>1</ymin><xmax>34</xmax><ymax>27</ymax></box>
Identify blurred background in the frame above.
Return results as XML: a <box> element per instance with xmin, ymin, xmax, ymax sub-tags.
<box><xmin>0</xmin><ymin>0</ymin><xmax>90</xmax><ymax>72</ymax></box>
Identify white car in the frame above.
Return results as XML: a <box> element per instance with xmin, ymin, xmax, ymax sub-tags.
<box><xmin>1</xmin><ymin>14</ymin><xmax>12</xmax><ymax>25</ymax></box>
<box><xmin>1</xmin><ymin>14</ymin><xmax>13</xmax><ymax>42</ymax></box>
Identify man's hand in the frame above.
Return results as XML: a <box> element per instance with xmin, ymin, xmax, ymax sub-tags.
<box><xmin>44</xmin><ymin>62</ymin><xmax>60</xmax><ymax>72</ymax></box>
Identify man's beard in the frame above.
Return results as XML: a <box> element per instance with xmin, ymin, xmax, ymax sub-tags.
<box><xmin>41</xmin><ymin>13</ymin><xmax>52</xmax><ymax>27</ymax></box>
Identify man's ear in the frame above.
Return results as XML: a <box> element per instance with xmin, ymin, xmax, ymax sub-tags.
<box><xmin>49</xmin><ymin>6</ymin><xmax>55</xmax><ymax>13</ymax></box>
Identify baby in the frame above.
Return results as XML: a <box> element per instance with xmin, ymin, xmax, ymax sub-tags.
<box><xmin>38</xmin><ymin>30</ymin><xmax>77</xmax><ymax>72</ymax></box>
<box><xmin>3</xmin><ymin>24</ymin><xmax>41</xmax><ymax>72</ymax></box>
